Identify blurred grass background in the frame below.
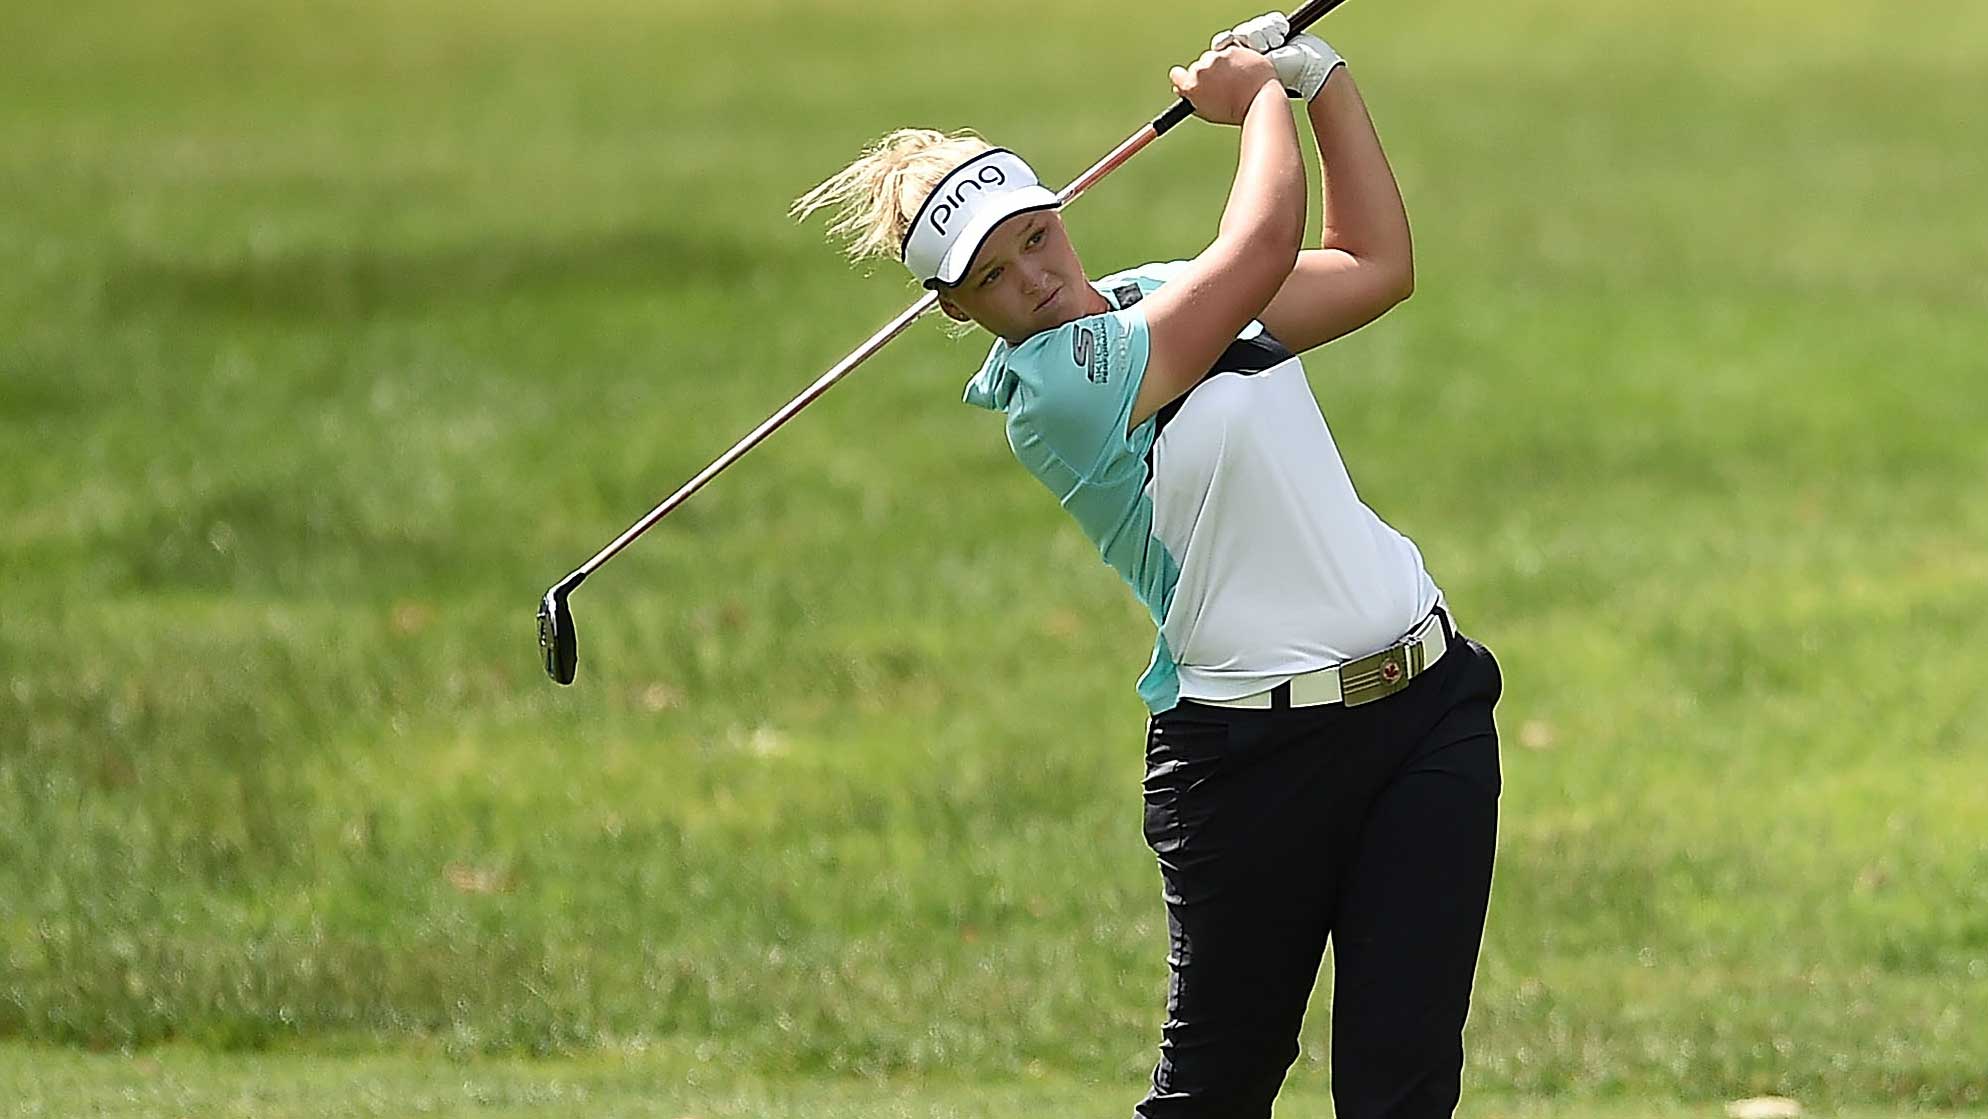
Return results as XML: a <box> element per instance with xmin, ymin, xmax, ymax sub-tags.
<box><xmin>2</xmin><ymin>0</ymin><xmax>1985</xmax><ymax>1112</ymax></box>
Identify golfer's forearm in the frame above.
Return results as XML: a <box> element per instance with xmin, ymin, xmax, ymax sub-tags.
<box><xmin>1216</xmin><ymin>81</ymin><xmax>1306</xmax><ymax>257</ymax></box>
<box><xmin>1306</xmin><ymin>72</ymin><xmax>1410</xmax><ymax>272</ymax></box>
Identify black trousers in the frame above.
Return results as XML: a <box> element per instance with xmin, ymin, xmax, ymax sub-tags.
<box><xmin>1134</xmin><ymin>630</ymin><xmax>1503</xmax><ymax>1119</ymax></box>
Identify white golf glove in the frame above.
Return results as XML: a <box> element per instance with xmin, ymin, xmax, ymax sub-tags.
<box><xmin>1211</xmin><ymin>12</ymin><xmax>1345</xmax><ymax>101</ymax></box>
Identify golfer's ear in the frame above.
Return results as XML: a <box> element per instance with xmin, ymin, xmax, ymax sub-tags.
<box><xmin>936</xmin><ymin>295</ymin><xmax>971</xmax><ymax>323</ymax></box>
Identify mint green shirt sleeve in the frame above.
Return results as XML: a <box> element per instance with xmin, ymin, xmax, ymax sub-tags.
<box><xmin>1004</xmin><ymin>306</ymin><xmax>1151</xmax><ymax>480</ymax></box>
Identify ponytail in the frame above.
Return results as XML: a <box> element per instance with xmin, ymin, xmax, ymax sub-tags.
<box><xmin>791</xmin><ymin>128</ymin><xmax>995</xmax><ymax>265</ymax></box>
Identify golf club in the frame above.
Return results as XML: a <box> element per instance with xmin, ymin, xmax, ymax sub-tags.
<box><xmin>538</xmin><ymin>0</ymin><xmax>1353</xmax><ymax>684</ymax></box>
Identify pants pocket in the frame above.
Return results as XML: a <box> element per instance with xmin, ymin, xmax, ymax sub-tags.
<box><xmin>1142</xmin><ymin>705</ymin><xmax>1231</xmax><ymax>854</ymax></box>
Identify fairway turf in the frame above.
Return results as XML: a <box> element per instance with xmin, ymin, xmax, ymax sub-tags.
<box><xmin>2</xmin><ymin>0</ymin><xmax>1986</xmax><ymax>1111</ymax></box>
<box><xmin>5</xmin><ymin>1047</ymin><xmax>1982</xmax><ymax>1119</ymax></box>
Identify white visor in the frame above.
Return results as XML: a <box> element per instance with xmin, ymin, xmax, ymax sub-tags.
<box><xmin>901</xmin><ymin>148</ymin><xmax>1061</xmax><ymax>289</ymax></box>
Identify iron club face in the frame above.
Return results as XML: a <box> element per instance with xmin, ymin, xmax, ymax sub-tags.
<box><xmin>538</xmin><ymin>577</ymin><xmax>581</xmax><ymax>685</ymax></box>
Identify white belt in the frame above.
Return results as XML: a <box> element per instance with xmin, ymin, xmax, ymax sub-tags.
<box><xmin>1190</xmin><ymin>607</ymin><xmax>1454</xmax><ymax>710</ymax></box>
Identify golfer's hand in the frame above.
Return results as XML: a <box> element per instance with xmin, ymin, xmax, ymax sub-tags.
<box><xmin>1212</xmin><ymin>12</ymin><xmax>1345</xmax><ymax>101</ymax></box>
<box><xmin>1211</xmin><ymin>11</ymin><xmax>1291</xmax><ymax>52</ymax></box>
<box><xmin>1170</xmin><ymin>47</ymin><xmax>1282</xmax><ymax>125</ymax></box>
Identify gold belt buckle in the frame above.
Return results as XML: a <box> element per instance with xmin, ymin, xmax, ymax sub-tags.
<box><xmin>1339</xmin><ymin>637</ymin><xmax>1419</xmax><ymax>707</ymax></box>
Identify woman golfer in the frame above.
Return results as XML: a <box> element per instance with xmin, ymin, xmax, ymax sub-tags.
<box><xmin>796</xmin><ymin>15</ymin><xmax>1502</xmax><ymax>1118</ymax></box>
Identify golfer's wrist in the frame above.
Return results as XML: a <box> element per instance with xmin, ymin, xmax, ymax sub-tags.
<box><xmin>1274</xmin><ymin>35</ymin><xmax>1345</xmax><ymax>102</ymax></box>
<box><xmin>1304</xmin><ymin>59</ymin><xmax>1347</xmax><ymax>101</ymax></box>
<box><xmin>1304</xmin><ymin>66</ymin><xmax>1356</xmax><ymax>125</ymax></box>
<box><xmin>1319</xmin><ymin>58</ymin><xmax>1348</xmax><ymax>96</ymax></box>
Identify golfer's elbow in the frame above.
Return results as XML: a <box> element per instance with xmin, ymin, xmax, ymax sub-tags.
<box><xmin>1227</xmin><ymin>215</ymin><xmax>1302</xmax><ymax>281</ymax></box>
<box><xmin>1219</xmin><ymin>222</ymin><xmax>1303</xmax><ymax>314</ymax></box>
<box><xmin>1377</xmin><ymin>253</ymin><xmax>1413</xmax><ymax>310</ymax></box>
<box><xmin>1266</xmin><ymin>200</ymin><xmax>1306</xmax><ymax>274</ymax></box>
<box><xmin>1256</xmin><ymin>218</ymin><xmax>1306</xmax><ymax>298</ymax></box>
<box><xmin>1264</xmin><ymin>228</ymin><xmax>1296</xmax><ymax>288</ymax></box>
<box><xmin>1344</xmin><ymin>256</ymin><xmax>1413</xmax><ymax>336</ymax></box>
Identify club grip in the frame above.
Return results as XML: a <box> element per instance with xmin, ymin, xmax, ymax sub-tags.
<box><xmin>1151</xmin><ymin>0</ymin><xmax>1353</xmax><ymax>135</ymax></box>
<box><xmin>1287</xmin><ymin>0</ymin><xmax>1349</xmax><ymax>35</ymax></box>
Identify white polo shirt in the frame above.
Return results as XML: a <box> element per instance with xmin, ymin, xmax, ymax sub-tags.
<box><xmin>963</xmin><ymin>259</ymin><xmax>1441</xmax><ymax>711</ymax></box>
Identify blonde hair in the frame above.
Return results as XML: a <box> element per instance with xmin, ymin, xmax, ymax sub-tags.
<box><xmin>790</xmin><ymin>128</ymin><xmax>995</xmax><ymax>264</ymax></box>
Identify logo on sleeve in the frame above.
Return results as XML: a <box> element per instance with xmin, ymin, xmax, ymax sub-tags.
<box><xmin>1073</xmin><ymin>326</ymin><xmax>1109</xmax><ymax>384</ymax></box>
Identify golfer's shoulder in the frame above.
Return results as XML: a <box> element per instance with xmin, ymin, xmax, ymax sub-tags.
<box><xmin>1008</xmin><ymin>309</ymin><xmax>1137</xmax><ymax>391</ymax></box>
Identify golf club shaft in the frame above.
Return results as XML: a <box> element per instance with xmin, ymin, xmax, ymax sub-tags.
<box><xmin>571</xmin><ymin>291</ymin><xmax>937</xmax><ymax>580</ymax></box>
<box><xmin>565</xmin><ymin>132</ymin><xmax>1136</xmax><ymax>586</ymax></box>
<box><xmin>567</xmin><ymin>0</ymin><xmax>1354</xmax><ymax>582</ymax></box>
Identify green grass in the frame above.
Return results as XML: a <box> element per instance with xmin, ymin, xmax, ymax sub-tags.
<box><xmin>4</xmin><ymin>1046</ymin><xmax>1977</xmax><ymax>1119</ymax></box>
<box><xmin>3</xmin><ymin>0</ymin><xmax>1986</xmax><ymax>1111</ymax></box>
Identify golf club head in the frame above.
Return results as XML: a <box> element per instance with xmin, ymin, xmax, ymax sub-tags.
<box><xmin>537</xmin><ymin>577</ymin><xmax>581</xmax><ymax>685</ymax></box>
